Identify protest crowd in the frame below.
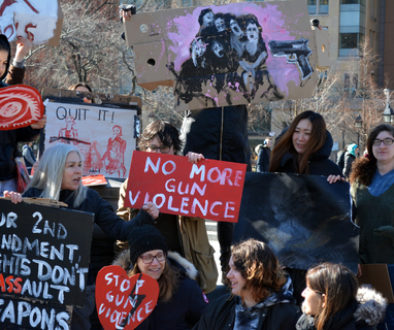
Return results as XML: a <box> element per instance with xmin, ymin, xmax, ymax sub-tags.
<box><xmin>0</xmin><ymin>2</ymin><xmax>393</xmax><ymax>330</ymax></box>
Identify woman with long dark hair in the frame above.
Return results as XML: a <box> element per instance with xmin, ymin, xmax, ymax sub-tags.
<box><xmin>269</xmin><ymin>110</ymin><xmax>341</xmax><ymax>178</ymax></box>
<box><xmin>113</xmin><ymin>224</ymin><xmax>207</xmax><ymax>329</ymax></box>
<box><xmin>0</xmin><ymin>34</ymin><xmax>46</xmax><ymax>195</ymax></box>
<box><xmin>194</xmin><ymin>238</ymin><xmax>300</xmax><ymax>329</ymax></box>
<box><xmin>349</xmin><ymin>124</ymin><xmax>394</xmax><ymax>329</ymax></box>
<box><xmin>268</xmin><ymin>111</ymin><xmax>342</xmax><ymax>304</ymax></box>
<box><xmin>296</xmin><ymin>263</ymin><xmax>386</xmax><ymax>330</ymax></box>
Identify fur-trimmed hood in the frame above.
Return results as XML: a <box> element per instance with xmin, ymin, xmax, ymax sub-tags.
<box><xmin>113</xmin><ymin>249</ymin><xmax>198</xmax><ymax>281</ymax></box>
<box><xmin>296</xmin><ymin>285</ymin><xmax>387</xmax><ymax>329</ymax></box>
<box><xmin>354</xmin><ymin>285</ymin><xmax>387</xmax><ymax>327</ymax></box>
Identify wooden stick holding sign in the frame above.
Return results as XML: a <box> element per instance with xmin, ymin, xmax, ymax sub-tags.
<box><xmin>96</xmin><ymin>266</ymin><xmax>159</xmax><ymax>329</ymax></box>
<box><xmin>125</xmin><ymin>151</ymin><xmax>246</xmax><ymax>222</ymax></box>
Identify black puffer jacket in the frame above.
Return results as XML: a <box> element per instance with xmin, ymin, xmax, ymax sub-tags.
<box><xmin>296</xmin><ymin>286</ymin><xmax>387</xmax><ymax>330</ymax></box>
<box><xmin>181</xmin><ymin>105</ymin><xmax>250</xmax><ymax>167</ymax></box>
<box><xmin>22</xmin><ymin>187</ymin><xmax>154</xmax><ymax>284</ymax></box>
<box><xmin>275</xmin><ymin>130</ymin><xmax>341</xmax><ymax>176</ymax></box>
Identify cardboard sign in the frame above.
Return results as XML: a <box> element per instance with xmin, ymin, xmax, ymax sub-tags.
<box><xmin>44</xmin><ymin>99</ymin><xmax>139</xmax><ymax>178</ymax></box>
<box><xmin>0</xmin><ymin>198</ymin><xmax>94</xmax><ymax>329</ymax></box>
<box><xmin>126</xmin><ymin>151</ymin><xmax>246</xmax><ymax>222</ymax></box>
<box><xmin>0</xmin><ymin>0</ymin><xmax>62</xmax><ymax>45</ymax></box>
<box><xmin>96</xmin><ymin>266</ymin><xmax>159</xmax><ymax>329</ymax></box>
<box><xmin>124</xmin><ymin>0</ymin><xmax>319</xmax><ymax>110</ymax></box>
<box><xmin>0</xmin><ymin>84</ymin><xmax>44</xmax><ymax>130</ymax></box>
<box><xmin>233</xmin><ymin>172</ymin><xmax>359</xmax><ymax>272</ymax></box>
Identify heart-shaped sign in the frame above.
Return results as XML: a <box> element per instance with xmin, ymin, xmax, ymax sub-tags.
<box><xmin>0</xmin><ymin>84</ymin><xmax>44</xmax><ymax>130</ymax></box>
<box><xmin>96</xmin><ymin>265</ymin><xmax>159</xmax><ymax>329</ymax></box>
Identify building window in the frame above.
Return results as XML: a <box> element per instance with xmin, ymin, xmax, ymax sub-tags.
<box><xmin>308</xmin><ymin>0</ymin><xmax>329</xmax><ymax>15</ymax></box>
<box><xmin>339</xmin><ymin>33</ymin><xmax>363</xmax><ymax>56</ymax></box>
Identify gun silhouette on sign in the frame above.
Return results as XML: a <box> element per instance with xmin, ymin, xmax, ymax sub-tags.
<box><xmin>268</xmin><ymin>39</ymin><xmax>313</xmax><ymax>80</ymax></box>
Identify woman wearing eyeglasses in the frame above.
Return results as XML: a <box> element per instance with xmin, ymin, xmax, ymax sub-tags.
<box><xmin>349</xmin><ymin>124</ymin><xmax>394</xmax><ymax>329</ymax></box>
<box><xmin>113</xmin><ymin>224</ymin><xmax>208</xmax><ymax>329</ymax></box>
<box><xmin>296</xmin><ymin>263</ymin><xmax>386</xmax><ymax>330</ymax></box>
<box><xmin>350</xmin><ymin>124</ymin><xmax>394</xmax><ymax>265</ymax></box>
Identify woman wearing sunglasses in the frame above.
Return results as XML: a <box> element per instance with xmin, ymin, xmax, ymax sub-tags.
<box><xmin>113</xmin><ymin>224</ymin><xmax>207</xmax><ymax>329</ymax></box>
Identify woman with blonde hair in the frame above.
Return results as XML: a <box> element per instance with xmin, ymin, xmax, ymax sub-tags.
<box><xmin>296</xmin><ymin>263</ymin><xmax>386</xmax><ymax>330</ymax></box>
<box><xmin>5</xmin><ymin>143</ymin><xmax>159</xmax><ymax>329</ymax></box>
<box><xmin>194</xmin><ymin>238</ymin><xmax>300</xmax><ymax>329</ymax></box>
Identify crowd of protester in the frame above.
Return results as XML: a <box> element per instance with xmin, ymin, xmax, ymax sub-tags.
<box><xmin>1</xmin><ymin>6</ymin><xmax>393</xmax><ymax>328</ymax></box>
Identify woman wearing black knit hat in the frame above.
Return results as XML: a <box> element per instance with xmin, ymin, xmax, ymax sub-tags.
<box><xmin>113</xmin><ymin>224</ymin><xmax>208</xmax><ymax>329</ymax></box>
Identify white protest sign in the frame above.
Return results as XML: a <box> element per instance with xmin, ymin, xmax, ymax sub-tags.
<box><xmin>0</xmin><ymin>0</ymin><xmax>60</xmax><ymax>44</ymax></box>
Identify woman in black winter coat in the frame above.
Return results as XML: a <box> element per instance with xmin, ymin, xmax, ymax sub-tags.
<box><xmin>268</xmin><ymin>111</ymin><xmax>343</xmax><ymax>304</ymax></box>
<box><xmin>194</xmin><ymin>238</ymin><xmax>300</xmax><ymax>330</ymax></box>
<box><xmin>5</xmin><ymin>143</ymin><xmax>159</xmax><ymax>330</ymax></box>
<box><xmin>113</xmin><ymin>224</ymin><xmax>208</xmax><ymax>329</ymax></box>
<box><xmin>296</xmin><ymin>263</ymin><xmax>387</xmax><ymax>330</ymax></box>
<box><xmin>269</xmin><ymin>111</ymin><xmax>341</xmax><ymax>179</ymax></box>
<box><xmin>0</xmin><ymin>34</ymin><xmax>46</xmax><ymax>194</ymax></box>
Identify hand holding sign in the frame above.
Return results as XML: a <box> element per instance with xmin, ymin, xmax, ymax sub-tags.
<box><xmin>96</xmin><ymin>266</ymin><xmax>159</xmax><ymax>329</ymax></box>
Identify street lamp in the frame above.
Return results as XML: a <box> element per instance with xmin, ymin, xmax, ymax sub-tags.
<box><xmin>383</xmin><ymin>89</ymin><xmax>394</xmax><ymax>124</ymax></box>
<box><xmin>354</xmin><ymin>114</ymin><xmax>363</xmax><ymax>146</ymax></box>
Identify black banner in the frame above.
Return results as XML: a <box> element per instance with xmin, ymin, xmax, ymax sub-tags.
<box><xmin>0</xmin><ymin>198</ymin><xmax>94</xmax><ymax>329</ymax></box>
<box><xmin>234</xmin><ymin>172</ymin><xmax>359</xmax><ymax>272</ymax></box>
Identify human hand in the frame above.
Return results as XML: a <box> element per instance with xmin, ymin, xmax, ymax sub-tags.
<box><xmin>14</xmin><ymin>37</ymin><xmax>33</xmax><ymax>62</ymax></box>
<box><xmin>142</xmin><ymin>202</ymin><xmax>159</xmax><ymax>220</ymax></box>
<box><xmin>31</xmin><ymin>114</ymin><xmax>46</xmax><ymax>129</ymax></box>
<box><xmin>3</xmin><ymin>191</ymin><xmax>22</xmax><ymax>204</ymax></box>
<box><xmin>186</xmin><ymin>152</ymin><xmax>205</xmax><ymax>164</ymax></box>
<box><xmin>327</xmin><ymin>174</ymin><xmax>344</xmax><ymax>184</ymax></box>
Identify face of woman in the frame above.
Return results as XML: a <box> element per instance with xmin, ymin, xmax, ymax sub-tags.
<box><xmin>372</xmin><ymin>131</ymin><xmax>394</xmax><ymax>164</ymax></box>
<box><xmin>61</xmin><ymin>152</ymin><xmax>82</xmax><ymax>190</ymax></box>
<box><xmin>292</xmin><ymin>119</ymin><xmax>312</xmax><ymax>155</ymax></box>
<box><xmin>301</xmin><ymin>284</ymin><xmax>324</xmax><ymax>316</ymax></box>
<box><xmin>137</xmin><ymin>249</ymin><xmax>166</xmax><ymax>280</ymax></box>
<box><xmin>0</xmin><ymin>50</ymin><xmax>8</xmax><ymax>77</ymax></box>
<box><xmin>226</xmin><ymin>256</ymin><xmax>247</xmax><ymax>297</ymax></box>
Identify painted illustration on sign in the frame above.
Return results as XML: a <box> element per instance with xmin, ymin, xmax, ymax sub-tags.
<box><xmin>0</xmin><ymin>0</ymin><xmax>60</xmax><ymax>44</ymax></box>
<box><xmin>167</xmin><ymin>3</ymin><xmax>313</xmax><ymax>106</ymax></box>
<box><xmin>44</xmin><ymin>101</ymin><xmax>138</xmax><ymax>178</ymax></box>
<box><xmin>0</xmin><ymin>85</ymin><xmax>44</xmax><ymax>130</ymax></box>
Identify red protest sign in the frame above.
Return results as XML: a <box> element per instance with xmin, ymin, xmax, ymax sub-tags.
<box><xmin>0</xmin><ymin>85</ymin><xmax>44</xmax><ymax>130</ymax></box>
<box><xmin>96</xmin><ymin>266</ymin><xmax>159</xmax><ymax>329</ymax></box>
<box><xmin>125</xmin><ymin>151</ymin><xmax>247</xmax><ymax>222</ymax></box>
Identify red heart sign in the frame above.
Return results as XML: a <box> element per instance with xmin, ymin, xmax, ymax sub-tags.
<box><xmin>96</xmin><ymin>265</ymin><xmax>159</xmax><ymax>329</ymax></box>
<box><xmin>0</xmin><ymin>84</ymin><xmax>44</xmax><ymax>130</ymax></box>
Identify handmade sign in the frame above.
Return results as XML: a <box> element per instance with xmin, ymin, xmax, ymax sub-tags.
<box><xmin>124</xmin><ymin>0</ymin><xmax>319</xmax><ymax>110</ymax></box>
<box><xmin>0</xmin><ymin>0</ymin><xmax>62</xmax><ymax>45</ymax></box>
<box><xmin>0</xmin><ymin>84</ymin><xmax>44</xmax><ymax>130</ymax></box>
<box><xmin>0</xmin><ymin>198</ymin><xmax>94</xmax><ymax>329</ymax></box>
<box><xmin>126</xmin><ymin>151</ymin><xmax>246</xmax><ymax>222</ymax></box>
<box><xmin>96</xmin><ymin>266</ymin><xmax>159</xmax><ymax>329</ymax></box>
<box><xmin>44</xmin><ymin>99</ymin><xmax>139</xmax><ymax>178</ymax></box>
<box><xmin>233</xmin><ymin>172</ymin><xmax>359</xmax><ymax>272</ymax></box>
